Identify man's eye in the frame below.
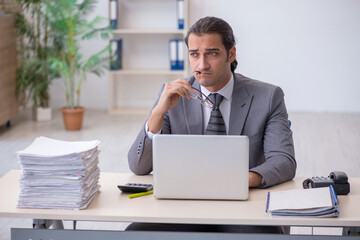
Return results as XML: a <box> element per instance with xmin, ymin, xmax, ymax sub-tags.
<box><xmin>209</xmin><ymin>52</ymin><xmax>217</xmax><ymax>56</ymax></box>
<box><xmin>190</xmin><ymin>53</ymin><xmax>198</xmax><ymax>57</ymax></box>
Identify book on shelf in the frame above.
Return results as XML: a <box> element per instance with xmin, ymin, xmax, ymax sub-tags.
<box><xmin>109</xmin><ymin>0</ymin><xmax>118</xmax><ymax>29</ymax></box>
<box><xmin>169</xmin><ymin>39</ymin><xmax>184</xmax><ymax>71</ymax></box>
<box><xmin>110</xmin><ymin>39</ymin><xmax>122</xmax><ymax>70</ymax></box>
<box><xmin>177</xmin><ymin>0</ymin><xmax>184</xmax><ymax>30</ymax></box>
<box><xmin>266</xmin><ymin>185</ymin><xmax>339</xmax><ymax>217</ymax></box>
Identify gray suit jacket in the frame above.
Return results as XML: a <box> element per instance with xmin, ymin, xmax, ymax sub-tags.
<box><xmin>128</xmin><ymin>73</ymin><xmax>296</xmax><ymax>187</ymax></box>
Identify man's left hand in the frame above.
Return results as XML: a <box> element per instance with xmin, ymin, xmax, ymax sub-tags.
<box><xmin>249</xmin><ymin>172</ymin><xmax>263</xmax><ymax>187</ymax></box>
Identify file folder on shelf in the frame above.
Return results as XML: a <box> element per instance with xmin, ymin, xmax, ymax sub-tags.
<box><xmin>266</xmin><ymin>185</ymin><xmax>339</xmax><ymax>217</ymax></box>
<box><xmin>177</xmin><ymin>39</ymin><xmax>184</xmax><ymax>70</ymax></box>
<box><xmin>169</xmin><ymin>39</ymin><xmax>178</xmax><ymax>70</ymax></box>
<box><xmin>110</xmin><ymin>39</ymin><xmax>122</xmax><ymax>70</ymax></box>
<box><xmin>169</xmin><ymin>39</ymin><xmax>185</xmax><ymax>71</ymax></box>
<box><xmin>177</xmin><ymin>0</ymin><xmax>184</xmax><ymax>30</ymax></box>
<box><xmin>109</xmin><ymin>0</ymin><xmax>118</xmax><ymax>29</ymax></box>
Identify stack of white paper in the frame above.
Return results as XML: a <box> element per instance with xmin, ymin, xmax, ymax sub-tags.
<box><xmin>266</xmin><ymin>186</ymin><xmax>339</xmax><ymax>217</ymax></box>
<box><xmin>17</xmin><ymin>137</ymin><xmax>101</xmax><ymax>210</ymax></box>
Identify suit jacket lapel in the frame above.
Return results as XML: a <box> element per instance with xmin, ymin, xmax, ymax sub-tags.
<box><xmin>229</xmin><ymin>75</ymin><xmax>253</xmax><ymax>135</ymax></box>
<box><xmin>183</xmin><ymin>76</ymin><xmax>203</xmax><ymax>134</ymax></box>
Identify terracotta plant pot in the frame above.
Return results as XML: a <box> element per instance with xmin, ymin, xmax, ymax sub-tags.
<box><xmin>60</xmin><ymin>107</ymin><xmax>86</xmax><ymax>131</ymax></box>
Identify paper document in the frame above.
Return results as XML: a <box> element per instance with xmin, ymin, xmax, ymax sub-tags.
<box><xmin>17</xmin><ymin>136</ymin><xmax>100</xmax><ymax>157</ymax></box>
<box><xmin>17</xmin><ymin>137</ymin><xmax>101</xmax><ymax>210</ymax></box>
<box><xmin>266</xmin><ymin>186</ymin><xmax>339</xmax><ymax>217</ymax></box>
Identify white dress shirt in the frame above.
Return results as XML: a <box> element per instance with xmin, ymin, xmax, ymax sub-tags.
<box><xmin>201</xmin><ymin>74</ymin><xmax>233</xmax><ymax>134</ymax></box>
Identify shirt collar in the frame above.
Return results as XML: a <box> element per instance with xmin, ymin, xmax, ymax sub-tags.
<box><xmin>200</xmin><ymin>74</ymin><xmax>234</xmax><ymax>101</ymax></box>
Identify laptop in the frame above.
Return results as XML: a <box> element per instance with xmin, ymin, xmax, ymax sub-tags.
<box><xmin>152</xmin><ymin>135</ymin><xmax>249</xmax><ymax>200</ymax></box>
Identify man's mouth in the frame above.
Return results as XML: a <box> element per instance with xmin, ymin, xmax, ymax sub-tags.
<box><xmin>193</xmin><ymin>70</ymin><xmax>211</xmax><ymax>75</ymax></box>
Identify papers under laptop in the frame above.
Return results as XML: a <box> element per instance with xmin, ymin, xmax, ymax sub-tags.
<box><xmin>153</xmin><ymin>135</ymin><xmax>249</xmax><ymax>200</ymax></box>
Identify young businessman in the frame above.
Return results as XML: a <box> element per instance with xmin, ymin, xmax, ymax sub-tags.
<box><xmin>128</xmin><ymin>16</ymin><xmax>296</xmax><ymax>188</ymax></box>
<box><xmin>126</xmin><ymin>17</ymin><xmax>296</xmax><ymax>233</ymax></box>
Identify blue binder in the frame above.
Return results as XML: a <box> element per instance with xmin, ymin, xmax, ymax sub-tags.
<box><xmin>169</xmin><ymin>39</ymin><xmax>178</xmax><ymax>70</ymax></box>
<box><xmin>177</xmin><ymin>39</ymin><xmax>184</xmax><ymax>70</ymax></box>
<box><xmin>110</xmin><ymin>39</ymin><xmax>122</xmax><ymax>70</ymax></box>
<box><xmin>109</xmin><ymin>0</ymin><xmax>118</xmax><ymax>29</ymax></box>
<box><xmin>177</xmin><ymin>0</ymin><xmax>184</xmax><ymax>30</ymax></box>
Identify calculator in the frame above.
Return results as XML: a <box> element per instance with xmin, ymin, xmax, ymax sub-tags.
<box><xmin>117</xmin><ymin>183</ymin><xmax>153</xmax><ymax>193</ymax></box>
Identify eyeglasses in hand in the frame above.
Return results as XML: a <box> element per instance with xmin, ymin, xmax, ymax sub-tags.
<box><xmin>189</xmin><ymin>87</ymin><xmax>215</xmax><ymax>109</ymax></box>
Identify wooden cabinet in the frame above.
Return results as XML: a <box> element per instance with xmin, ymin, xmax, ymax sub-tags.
<box><xmin>0</xmin><ymin>14</ymin><xmax>18</xmax><ymax>126</ymax></box>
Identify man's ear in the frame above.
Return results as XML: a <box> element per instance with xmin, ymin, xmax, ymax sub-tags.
<box><xmin>228</xmin><ymin>46</ymin><xmax>236</xmax><ymax>62</ymax></box>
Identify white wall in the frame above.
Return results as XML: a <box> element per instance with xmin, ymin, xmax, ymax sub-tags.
<box><xmin>50</xmin><ymin>0</ymin><xmax>360</xmax><ymax>112</ymax></box>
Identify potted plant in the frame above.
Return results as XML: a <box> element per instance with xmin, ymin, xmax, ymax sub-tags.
<box><xmin>46</xmin><ymin>0</ymin><xmax>111</xmax><ymax>130</ymax></box>
<box><xmin>15</xmin><ymin>0</ymin><xmax>59</xmax><ymax>121</ymax></box>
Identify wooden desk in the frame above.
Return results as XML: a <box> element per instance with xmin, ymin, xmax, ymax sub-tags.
<box><xmin>1</xmin><ymin>170</ymin><xmax>359</xmax><ymax>239</ymax></box>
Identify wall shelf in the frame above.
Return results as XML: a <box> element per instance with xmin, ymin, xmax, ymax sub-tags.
<box><xmin>108</xmin><ymin>0</ymin><xmax>189</xmax><ymax>114</ymax></box>
<box><xmin>113</xmin><ymin>29</ymin><xmax>186</xmax><ymax>35</ymax></box>
<box><xmin>110</xmin><ymin>69</ymin><xmax>186</xmax><ymax>76</ymax></box>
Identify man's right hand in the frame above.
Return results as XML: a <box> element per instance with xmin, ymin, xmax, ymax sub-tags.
<box><xmin>147</xmin><ymin>79</ymin><xmax>194</xmax><ymax>134</ymax></box>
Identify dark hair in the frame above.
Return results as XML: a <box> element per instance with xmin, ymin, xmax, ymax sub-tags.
<box><xmin>184</xmin><ymin>16</ymin><xmax>238</xmax><ymax>72</ymax></box>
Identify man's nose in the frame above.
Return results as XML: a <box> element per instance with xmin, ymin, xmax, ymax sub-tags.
<box><xmin>197</xmin><ymin>55</ymin><xmax>210</xmax><ymax>70</ymax></box>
